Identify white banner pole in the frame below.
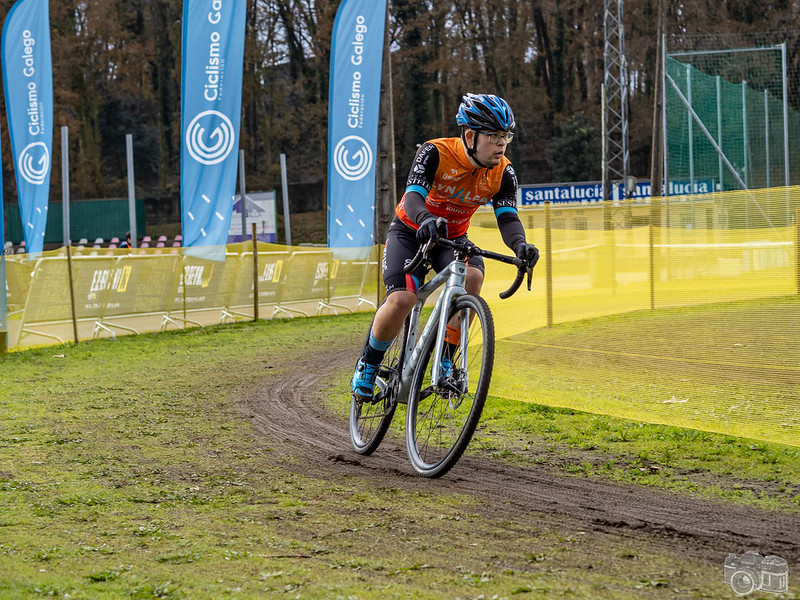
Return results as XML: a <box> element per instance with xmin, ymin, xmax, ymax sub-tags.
<box><xmin>280</xmin><ymin>153</ymin><xmax>291</xmax><ymax>246</ymax></box>
<box><xmin>126</xmin><ymin>134</ymin><xmax>137</xmax><ymax>247</ymax></box>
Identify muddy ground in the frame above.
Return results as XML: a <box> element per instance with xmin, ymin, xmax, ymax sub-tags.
<box><xmin>236</xmin><ymin>343</ymin><xmax>800</xmax><ymax>599</ymax></box>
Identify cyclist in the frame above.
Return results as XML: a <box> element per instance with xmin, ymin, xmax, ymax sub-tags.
<box><xmin>351</xmin><ymin>92</ymin><xmax>539</xmax><ymax>402</ymax></box>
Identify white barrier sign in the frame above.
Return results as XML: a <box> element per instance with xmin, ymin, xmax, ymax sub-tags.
<box><xmin>228</xmin><ymin>191</ymin><xmax>277</xmax><ymax>242</ymax></box>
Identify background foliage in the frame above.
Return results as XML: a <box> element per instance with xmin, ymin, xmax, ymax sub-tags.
<box><xmin>2</xmin><ymin>0</ymin><xmax>800</xmax><ymax>214</ymax></box>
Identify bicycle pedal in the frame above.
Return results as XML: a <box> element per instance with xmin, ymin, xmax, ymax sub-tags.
<box><xmin>377</xmin><ymin>365</ymin><xmax>395</xmax><ymax>378</ymax></box>
<box><xmin>372</xmin><ymin>390</ymin><xmax>390</xmax><ymax>404</ymax></box>
<box><xmin>353</xmin><ymin>390</ymin><xmax>377</xmax><ymax>405</ymax></box>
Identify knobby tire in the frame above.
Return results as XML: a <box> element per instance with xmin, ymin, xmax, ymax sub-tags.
<box><xmin>405</xmin><ymin>294</ymin><xmax>494</xmax><ymax>477</ymax></box>
<box><xmin>349</xmin><ymin>312</ymin><xmax>407</xmax><ymax>455</ymax></box>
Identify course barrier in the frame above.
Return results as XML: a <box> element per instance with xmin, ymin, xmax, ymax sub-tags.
<box><xmin>5</xmin><ymin>243</ymin><xmax>380</xmax><ymax>348</ymax></box>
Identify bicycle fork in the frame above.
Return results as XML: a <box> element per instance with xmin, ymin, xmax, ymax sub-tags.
<box><xmin>400</xmin><ymin>262</ymin><xmax>468</xmax><ymax>401</ymax></box>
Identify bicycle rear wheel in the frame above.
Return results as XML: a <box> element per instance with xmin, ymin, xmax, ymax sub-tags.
<box><xmin>406</xmin><ymin>294</ymin><xmax>494</xmax><ymax>477</ymax></box>
<box><xmin>349</xmin><ymin>314</ymin><xmax>407</xmax><ymax>455</ymax></box>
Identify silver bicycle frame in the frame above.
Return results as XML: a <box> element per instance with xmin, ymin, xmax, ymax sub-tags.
<box><xmin>395</xmin><ymin>258</ymin><xmax>468</xmax><ymax>402</ymax></box>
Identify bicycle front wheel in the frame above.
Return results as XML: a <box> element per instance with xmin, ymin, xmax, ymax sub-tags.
<box><xmin>349</xmin><ymin>315</ymin><xmax>407</xmax><ymax>455</ymax></box>
<box><xmin>406</xmin><ymin>294</ymin><xmax>494</xmax><ymax>477</ymax></box>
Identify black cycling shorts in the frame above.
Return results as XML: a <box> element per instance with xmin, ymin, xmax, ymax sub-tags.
<box><xmin>382</xmin><ymin>217</ymin><xmax>485</xmax><ymax>295</ymax></box>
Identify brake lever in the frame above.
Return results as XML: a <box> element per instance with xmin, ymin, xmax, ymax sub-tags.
<box><xmin>404</xmin><ymin>237</ymin><xmax>436</xmax><ymax>274</ymax></box>
<box><xmin>526</xmin><ymin>265</ymin><xmax>533</xmax><ymax>291</ymax></box>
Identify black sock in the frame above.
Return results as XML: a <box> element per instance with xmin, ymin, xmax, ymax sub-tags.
<box><xmin>363</xmin><ymin>332</ymin><xmax>392</xmax><ymax>365</ymax></box>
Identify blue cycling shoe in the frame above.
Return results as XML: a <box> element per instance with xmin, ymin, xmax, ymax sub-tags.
<box><xmin>351</xmin><ymin>358</ymin><xmax>379</xmax><ymax>403</ymax></box>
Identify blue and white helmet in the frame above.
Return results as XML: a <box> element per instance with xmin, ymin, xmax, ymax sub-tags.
<box><xmin>456</xmin><ymin>93</ymin><xmax>515</xmax><ymax>132</ymax></box>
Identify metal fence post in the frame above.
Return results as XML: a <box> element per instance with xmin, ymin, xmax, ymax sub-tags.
<box><xmin>280</xmin><ymin>154</ymin><xmax>292</xmax><ymax>246</ymax></box>
<box><xmin>239</xmin><ymin>150</ymin><xmax>247</xmax><ymax>241</ymax></box>
<box><xmin>126</xmin><ymin>134</ymin><xmax>137</xmax><ymax>247</ymax></box>
<box><xmin>62</xmin><ymin>127</ymin><xmax>70</xmax><ymax>246</ymax></box>
<box><xmin>545</xmin><ymin>201</ymin><xmax>553</xmax><ymax>328</ymax></box>
<box><xmin>796</xmin><ymin>208</ymin><xmax>800</xmax><ymax>295</ymax></box>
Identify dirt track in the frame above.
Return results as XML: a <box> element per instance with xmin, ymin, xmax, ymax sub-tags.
<box><xmin>237</xmin><ymin>344</ymin><xmax>800</xmax><ymax>593</ymax></box>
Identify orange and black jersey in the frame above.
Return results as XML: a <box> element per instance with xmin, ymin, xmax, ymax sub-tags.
<box><xmin>395</xmin><ymin>137</ymin><xmax>525</xmax><ymax>251</ymax></box>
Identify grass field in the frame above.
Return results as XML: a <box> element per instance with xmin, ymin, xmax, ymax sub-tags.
<box><xmin>1</xmin><ymin>303</ymin><xmax>798</xmax><ymax>598</ymax></box>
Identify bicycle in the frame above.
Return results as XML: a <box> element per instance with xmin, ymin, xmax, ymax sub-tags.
<box><xmin>349</xmin><ymin>229</ymin><xmax>536</xmax><ymax>478</ymax></box>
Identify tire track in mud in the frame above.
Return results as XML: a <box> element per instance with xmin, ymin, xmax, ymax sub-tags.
<box><xmin>237</xmin><ymin>349</ymin><xmax>800</xmax><ymax>562</ymax></box>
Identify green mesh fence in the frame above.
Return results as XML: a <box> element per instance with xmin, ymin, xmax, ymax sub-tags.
<box><xmin>666</xmin><ymin>45</ymin><xmax>800</xmax><ymax>202</ymax></box>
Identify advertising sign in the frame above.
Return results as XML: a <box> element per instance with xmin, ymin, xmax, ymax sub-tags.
<box><xmin>2</xmin><ymin>0</ymin><xmax>53</xmax><ymax>255</ymax></box>
<box><xmin>180</xmin><ymin>0</ymin><xmax>246</xmax><ymax>256</ymax></box>
<box><xmin>519</xmin><ymin>179</ymin><xmax>715</xmax><ymax>206</ymax></box>
<box><xmin>327</xmin><ymin>0</ymin><xmax>387</xmax><ymax>252</ymax></box>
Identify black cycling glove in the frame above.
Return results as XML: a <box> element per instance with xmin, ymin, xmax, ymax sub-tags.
<box><xmin>416</xmin><ymin>216</ymin><xmax>446</xmax><ymax>243</ymax></box>
<box><xmin>515</xmin><ymin>243</ymin><xmax>540</xmax><ymax>267</ymax></box>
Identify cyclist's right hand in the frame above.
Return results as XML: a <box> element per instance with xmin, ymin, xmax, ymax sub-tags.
<box><xmin>416</xmin><ymin>216</ymin><xmax>447</xmax><ymax>243</ymax></box>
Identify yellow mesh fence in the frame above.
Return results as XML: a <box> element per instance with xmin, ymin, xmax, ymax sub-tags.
<box><xmin>4</xmin><ymin>187</ymin><xmax>799</xmax><ymax>446</ymax></box>
<box><xmin>472</xmin><ymin>186</ymin><xmax>800</xmax><ymax>447</ymax></box>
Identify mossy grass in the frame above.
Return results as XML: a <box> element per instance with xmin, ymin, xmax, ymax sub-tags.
<box><xmin>1</xmin><ymin>303</ymin><xmax>798</xmax><ymax>598</ymax></box>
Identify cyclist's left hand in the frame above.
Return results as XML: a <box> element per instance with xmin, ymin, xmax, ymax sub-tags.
<box><xmin>516</xmin><ymin>243</ymin><xmax>540</xmax><ymax>268</ymax></box>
